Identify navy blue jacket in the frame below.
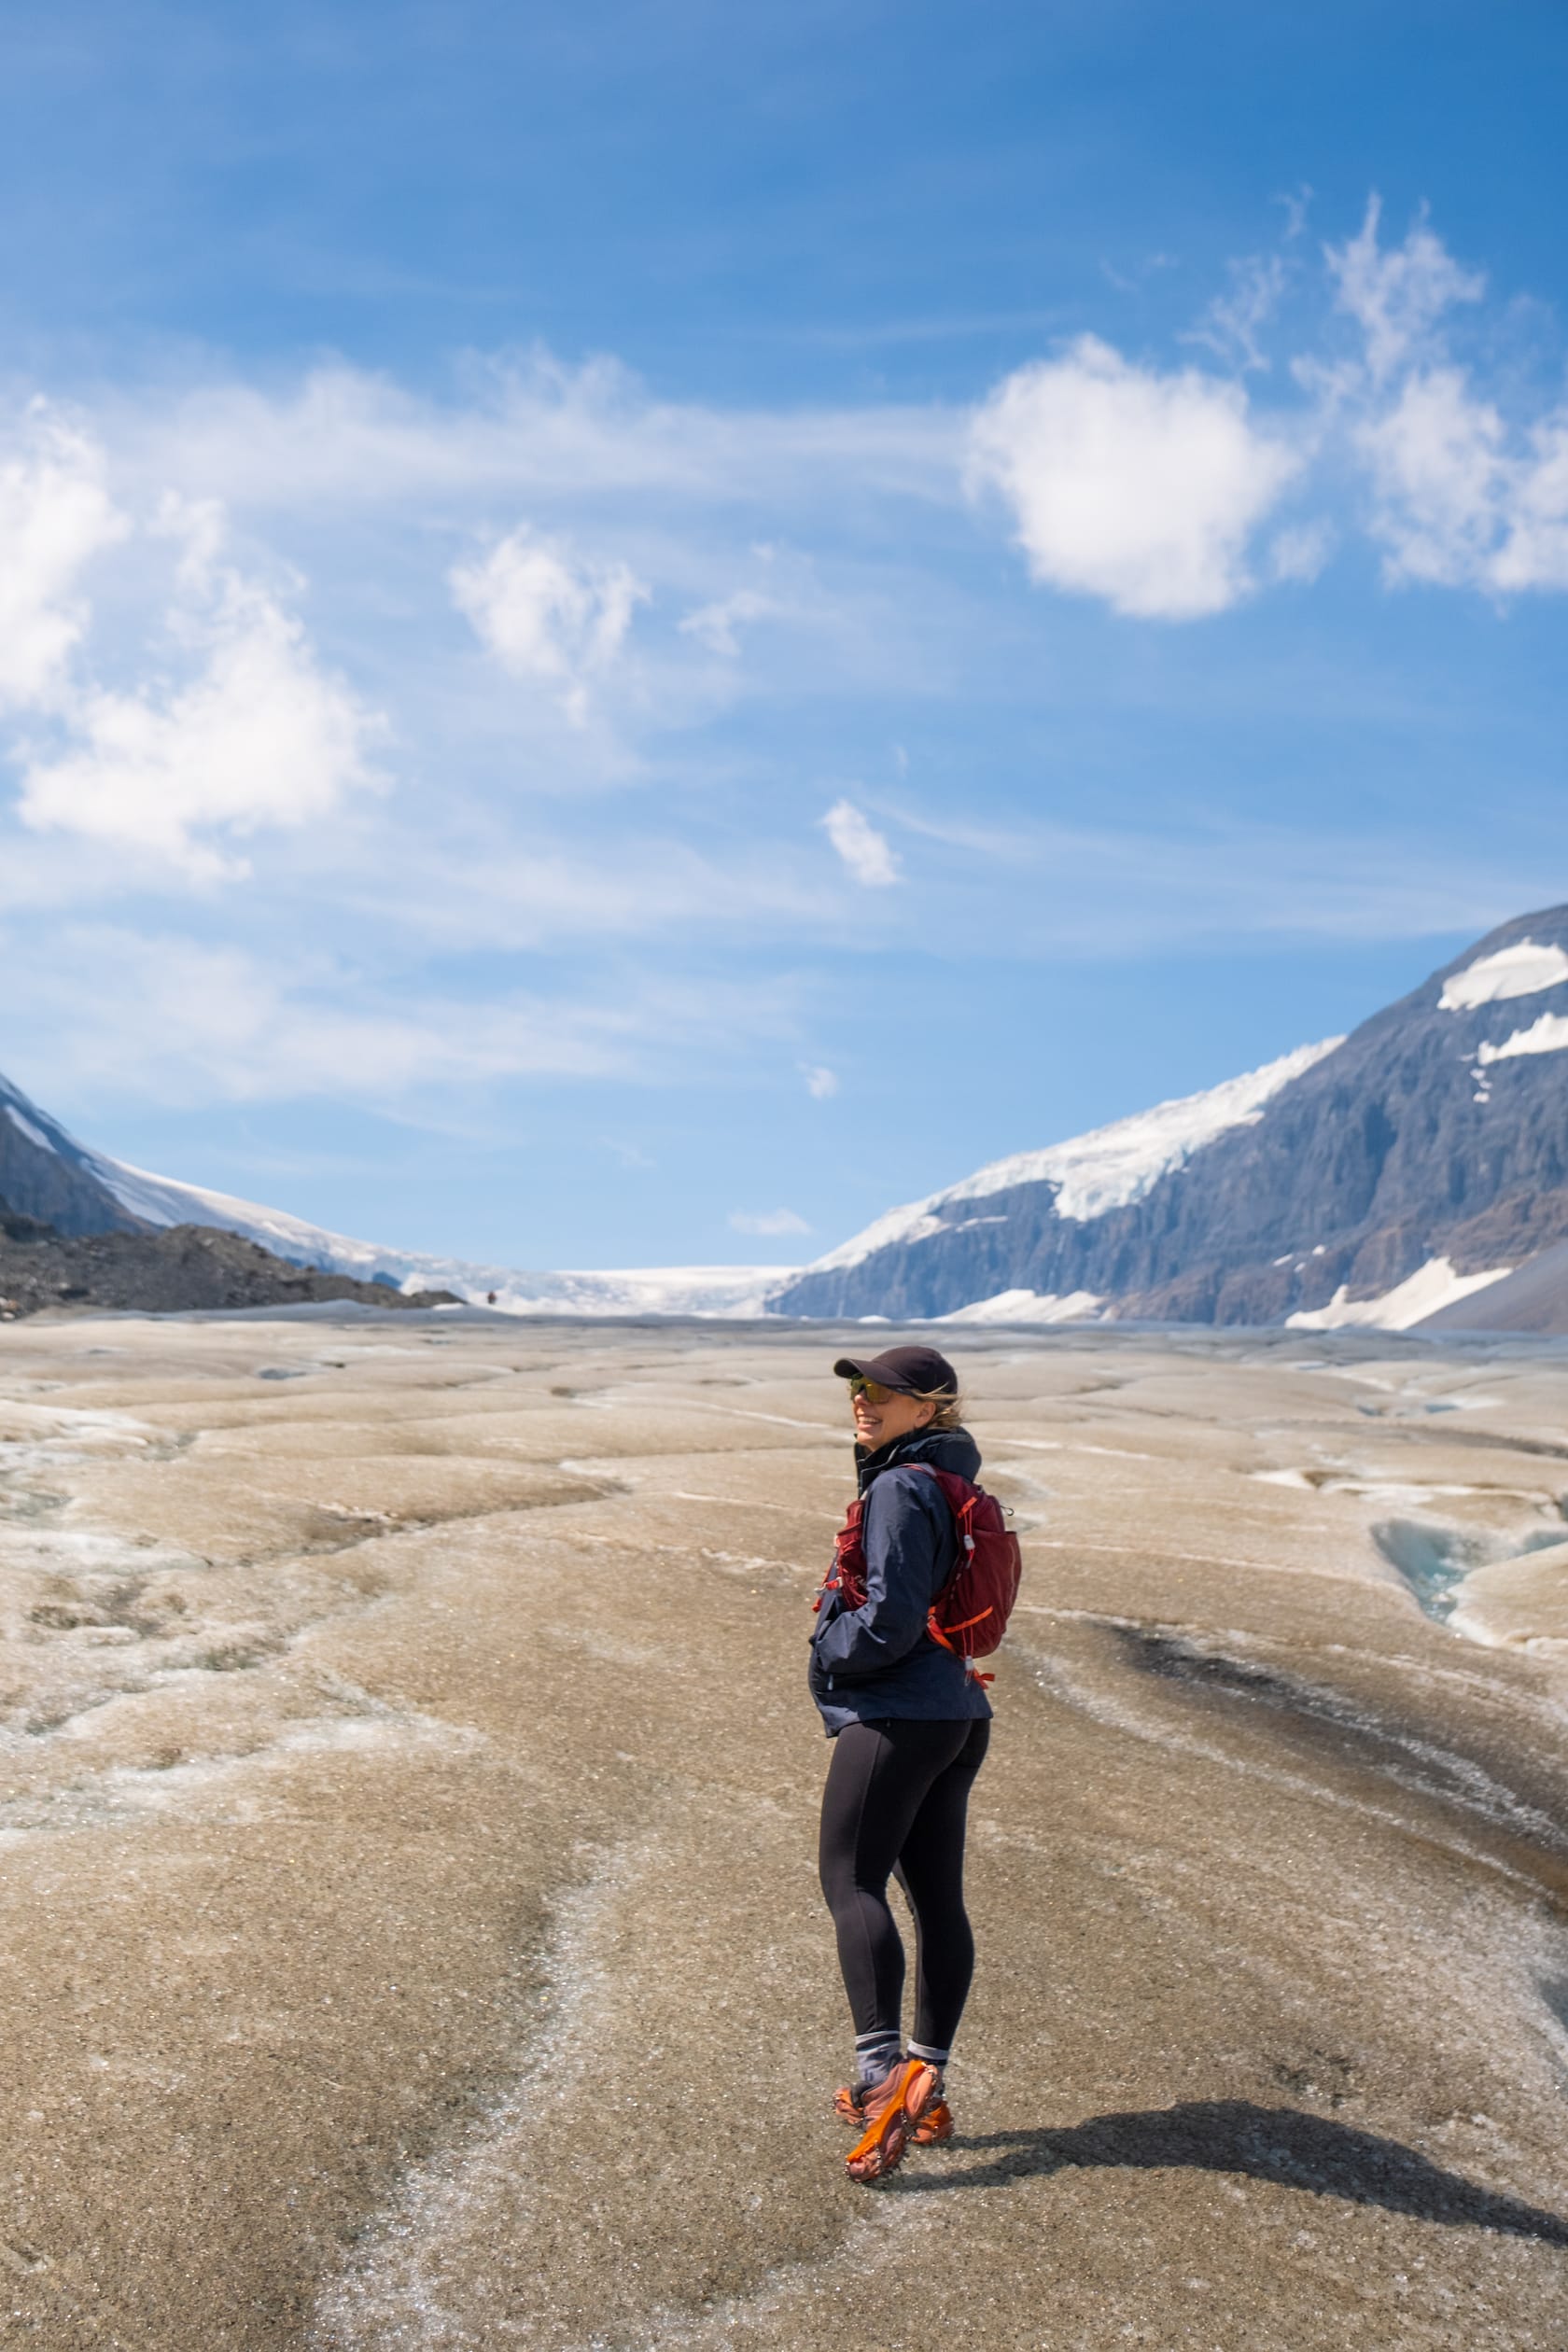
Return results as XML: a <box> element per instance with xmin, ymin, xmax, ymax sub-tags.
<box><xmin>808</xmin><ymin>1424</ymin><xmax>996</xmax><ymax>1736</ymax></box>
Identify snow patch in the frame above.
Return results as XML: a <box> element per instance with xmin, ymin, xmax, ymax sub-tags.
<box><xmin>1439</xmin><ymin>938</ymin><xmax>1568</xmax><ymax>1011</ymax></box>
<box><xmin>807</xmin><ymin>1038</ymin><xmax>1341</xmax><ymax>1273</ymax></box>
<box><xmin>4</xmin><ymin>1103</ymin><xmax>55</xmax><ymax>1155</ymax></box>
<box><xmin>1476</xmin><ymin>1012</ymin><xmax>1568</xmax><ymax>1065</ymax></box>
<box><xmin>938</xmin><ymin>1288</ymin><xmax>1102</xmax><ymax>1324</ymax></box>
<box><xmin>1285</xmin><ymin>1256</ymin><xmax>1512</xmax><ymax>1333</ymax></box>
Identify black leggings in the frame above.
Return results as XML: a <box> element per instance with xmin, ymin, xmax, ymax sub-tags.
<box><xmin>818</xmin><ymin>1715</ymin><xmax>989</xmax><ymax>2053</ymax></box>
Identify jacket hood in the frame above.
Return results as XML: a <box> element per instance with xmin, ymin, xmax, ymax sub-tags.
<box><xmin>855</xmin><ymin>1422</ymin><xmax>981</xmax><ymax>1493</ymax></box>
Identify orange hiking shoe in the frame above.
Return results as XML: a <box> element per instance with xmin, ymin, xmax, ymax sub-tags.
<box><xmin>844</xmin><ymin>2059</ymin><xmax>943</xmax><ymax>2182</ymax></box>
<box><xmin>835</xmin><ymin>2075</ymin><xmax>953</xmax><ymax>2145</ymax></box>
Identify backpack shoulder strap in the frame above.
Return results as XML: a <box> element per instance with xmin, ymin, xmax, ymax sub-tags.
<box><xmin>900</xmin><ymin>1464</ymin><xmax>983</xmax><ymax>1570</ymax></box>
<box><xmin>903</xmin><ymin>1462</ymin><xmax>981</xmax><ymax>1518</ymax></box>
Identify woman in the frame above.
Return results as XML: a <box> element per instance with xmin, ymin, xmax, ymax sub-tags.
<box><xmin>809</xmin><ymin>1341</ymin><xmax>992</xmax><ymax>2182</ymax></box>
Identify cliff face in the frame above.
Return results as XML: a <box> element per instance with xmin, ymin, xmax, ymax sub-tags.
<box><xmin>0</xmin><ymin>1075</ymin><xmax>147</xmax><ymax>1238</ymax></box>
<box><xmin>772</xmin><ymin>906</ymin><xmax>1568</xmax><ymax>1325</ymax></box>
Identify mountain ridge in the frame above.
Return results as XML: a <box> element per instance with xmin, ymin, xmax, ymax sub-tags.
<box><xmin>773</xmin><ymin>903</ymin><xmax>1568</xmax><ymax>1329</ymax></box>
<box><xmin>0</xmin><ymin>1071</ymin><xmax>787</xmax><ymax>1318</ymax></box>
<box><xmin>9</xmin><ymin>903</ymin><xmax>1568</xmax><ymax>1330</ymax></box>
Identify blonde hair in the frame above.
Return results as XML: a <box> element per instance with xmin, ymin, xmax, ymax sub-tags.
<box><xmin>914</xmin><ymin>1387</ymin><xmax>965</xmax><ymax>1433</ymax></box>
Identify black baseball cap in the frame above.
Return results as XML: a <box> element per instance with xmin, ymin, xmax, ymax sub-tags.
<box><xmin>832</xmin><ymin>1343</ymin><xmax>959</xmax><ymax>1397</ymax></box>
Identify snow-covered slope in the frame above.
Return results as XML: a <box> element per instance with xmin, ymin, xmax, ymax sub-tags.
<box><xmin>84</xmin><ymin>1155</ymin><xmax>788</xmax><ymax>1317</ymax></box>
<box><xmin>1285</xmin><ymin>1258</ymin><xmax>1513</xmax><ymax>1332</ymax></box>
<box><xmin>0</xmin><ymin>1071</ymin><xmax>149</xmax><ymax>1237</ymax></box>
<box><xmin>773</xmin><ymin>905</ymin><xmax>1568</xmax><ymax>1328</ymax></box>
<box><xmin>807</xmin><ymin>1040</ymin><xmax>1341</xmax><ymax>1277</ymax></box>
<box><xmin>0</xmin><ymin>1076</ymin><xmax>788</xmax><ymax>1319</ymax></box>
<box><xmin>16</xmin><ymin>901</ymin><xmax>1568</xmax><ymax>1334</ymax></box>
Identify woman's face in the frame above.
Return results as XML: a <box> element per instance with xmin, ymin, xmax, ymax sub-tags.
<box><xmin>847</xmin><ymin>1379</ymin><xmax>936</xmax><ymax>1451</ymax></box>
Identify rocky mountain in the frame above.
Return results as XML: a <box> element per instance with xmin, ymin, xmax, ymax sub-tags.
<box><xmin>12</xmin><ymin>903</ymin><xmax>1568</xmax><ymax>1333</ymax></box>
<box><xmin>0</xmin><ymin>1069</ymin><xmax>785</xmax><ymax>1318</ymax></box>
<box><xmin>0</xmin><ymin>1072</ymin><xmax>147</xmax><ymax>1237</ymax></box>
<box><xmin>0</xmin><ymin>1211</ymin><xmax>460</xmax><ymax>1320</ymax></box>
<box><xmin>772</xmin><ymin>905</ymin><xmax>1568</xmax><ymax>1330</ymax></box>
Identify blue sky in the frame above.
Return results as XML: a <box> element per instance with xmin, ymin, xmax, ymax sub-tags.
<box><xmin>2</xmin><ymin>0</ymin><xmax>1565</xmax><ymax>1267</ymax></box>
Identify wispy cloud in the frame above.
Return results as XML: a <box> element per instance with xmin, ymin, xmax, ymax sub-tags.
<box><xmin>1325</xmin><ymin>196</ymin><xmax>1485</xmax><ymax>385</ymax></box>
<box><xmin>1268</xmin><ymin>519</ymin><xmax>1335</xmax><ymax>583</ymax></box>
<box><xmin>678</xmin><ymin>587</ymin><xmax>777</xmax><ymax>658</ymax></box>
<box><xmin>451</xmin><ymin>524</ymin><xmax>648</xmax><ymax>722</ymax></box>
<box><xmin>885</xmin><ymin>803</ymin><xmax>1560</xmax><ymax>950</ymax></box>
<box><xmin>4</xmin><ymin>923</ymin><xmax>809</xmax><ymax>1109</ymax></box>
<box><xmin>801</xmin><ymin>1063</ymin><xmax>839</xmax><ymax>1099</ymax></box>
<box><xmin>728</xmin><ymin>1206</ymin><xmax>811</xmax><ymax>1235</ymax></box>
<box><xmin>821</xmin><ymin>799</ymin><xmax>900</xmax><ymax>886</ymax></box>
<box><xmin>1315</xmin><ymin>203</ymin><xmax>1568</xmax><ymax>596</ymax></box>
<box><xmin>116</xmin><ymin>353</ymin><xmax>965</xmax><ymax>517</ymax></box>
<box><xmin>7</xmin><ymin>927</ymin><xmax>643</xmax><ymax>1102</ymax></box>
<box><xmin>1356</xmin><ymin>367</ymin><xmax>1505</xmax><ymax>586</ymax></box>
<box><xmin>1185</xmin><ymin>253</ymin><xmax>1289</xmax><ymax>373</ymax></box>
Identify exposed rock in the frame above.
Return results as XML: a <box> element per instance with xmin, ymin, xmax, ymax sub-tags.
<box><xmin>774</xmin><ymin>904</ymin><xmax>1568</xmax><ymax>1326</ymax></box>
<box><xmin>0</xmin><ymin>1211</ymin><xmax>460</xmax><ymax>1319</ymax></box>
<box><xmin>0</xmin><ymin>1077</ymin><xmax>147</xmax><ymax>1238</ymax></box>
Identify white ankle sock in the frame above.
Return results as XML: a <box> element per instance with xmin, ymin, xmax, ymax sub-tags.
<box><xmin>854</xmin><ymin>2029</ymin><xmax>903</xmax><ymax>2085</ymax></box>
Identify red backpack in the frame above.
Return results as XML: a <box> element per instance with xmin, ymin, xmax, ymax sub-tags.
<box><xmin>815</xmin><ymin>1465</ymin><xmax>1023</xmax><ymax>1676</ymax></box>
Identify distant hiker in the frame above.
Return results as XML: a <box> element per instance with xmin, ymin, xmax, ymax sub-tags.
<box><xmin>810</xmin><ymin>1343</ymin><xmax>1015</xmax><ymax>2181</ymax></box>
<box><xmin>486</xmin><ymin>1291</ymin><xmax>497</xmax><ymax>1306</ymax></box>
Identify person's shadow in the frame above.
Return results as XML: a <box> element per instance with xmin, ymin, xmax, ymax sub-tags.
<box><xmin>897</xmin><ymin>2099</ymin><xmax>1568</xmax><ymax>2241</ymax></box>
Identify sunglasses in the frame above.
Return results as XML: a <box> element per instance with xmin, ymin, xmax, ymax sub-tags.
<box><xmin>847</xmin><ymin>1377</ymin><xmax>899</xmax><ymax>1404</ymax></box>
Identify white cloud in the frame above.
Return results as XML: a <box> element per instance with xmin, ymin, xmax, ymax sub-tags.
<box><xmin>967</xmin><ymin>336</ymin><xmax>1301</xmax><ymax>620</ymax></box>
<box><xmin>821</xmin><ymin>798</ymin><xmax>900</xmax><ymax>887</ymax></box>
<box><xmin>728</xmin><ymin>1207</ymin><xmax>811</xmax><ymax>1236</ymax></box>
<box><xmin>1491</xmin><ymin>409</ymin><xmax>1568</xmax><ymax>592</ymax></box>
<box><xmin>676</xmin><ymin>545</ymin><xmax>833</xmax><ymax>666</ymax></box>
<box><xmin>18</xmin><ymin>567</ymin><xmax>383</xmax><ymax>879</ymax></box>
<box><xmin>0</xmin><ymin>406</ymin><xmax>127</xmax><ymax>711</ymax></box>
<box><xmin>969</xmin><ymin>203</ymin><xmax>1565</xmax><ymax>621</ymax></box>
<box><xmin>1355</xmin><ymin>370</ymin><xmax>1568</xmax><ymax>596</ymax></box>
<box><xmin>1357</xmin><ymin>367</ymin><xmax>1505</xmax><ymax>586</ymax></box>
<box><xmin>802</xmin><ymin>1063</ymin><xmax>839</xmax><ymax>1099</ymax></box>
<box><xmin>678</xmin><ymin>587</ymin><xmax>777</xmax><ymax>658</ymax></box>
<box><xmin>451</xmin><ymin>524</ymin><xmax>648</xmax><ymax>722</ymax></box>
<box><xmin>1326</xmin><ymin>198</ymin><xmax>1485</xmax><ymax>383</ymax></box>
<box><xmin>153</xmin><ymin>488</ymin><xmax>229</xmax><ymax>587</ymax></box>
<box><xmin>1307</xmin><ymin>204</ymin><xmax>1568</xmax><ymax>599</ymax></box>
